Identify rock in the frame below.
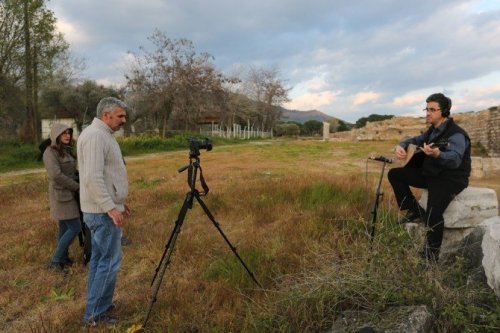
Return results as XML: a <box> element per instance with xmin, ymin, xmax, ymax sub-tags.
<box><xmin>385</xmin><ymin>306</ymin><xmax>434</xmax><ymax>333</ymax></box>
<box><xmin>482</xmin><ymin>216</ymin><xmax>500</xmax><ymax>297</ymax></box>
<box><xmin>419</xmin><ymin>187</ymin><xmax>498</xmax><ymax>228</ymax></box>
<box><xmin>329</xmin><ymin>306</ymin><xmax>435</xmax><ymax>333</ymax></box>
<box><xmin>439</xmin><ymin>228</ymin><xmax>476</xmax><ymax>262</ymax></box>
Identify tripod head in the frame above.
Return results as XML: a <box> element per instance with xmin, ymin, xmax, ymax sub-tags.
<box><xmin>188</xmin><ymin>137</ymin><xmax>212</xmax><ymax>158</ymax></box>
<box><xmin>178</xmin><ymin>140</ymin><xmax>211</xmax><ymax>196</ymax></box>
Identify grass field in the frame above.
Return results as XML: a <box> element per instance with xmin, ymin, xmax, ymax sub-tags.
<box><xmin>0</xmin><ymin>139</ymin><xmax>499</xmax><ymax>332</ymax></box>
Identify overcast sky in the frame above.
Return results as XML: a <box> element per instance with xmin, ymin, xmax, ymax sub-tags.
<box><xmin>47</xmin><ymin>0</ymin><xmax>500</xmax><ymax>122</ymax></box>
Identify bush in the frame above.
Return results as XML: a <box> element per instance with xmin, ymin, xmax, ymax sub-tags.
<box><xmin>0</xmin><ymin>141</ymin><xmax>41</xmax><ymax>172</ymax></box>
<box><xmin>274</xmin><ymin>123</ymin><xmax>300</xmax><ymax>137</ymax></box>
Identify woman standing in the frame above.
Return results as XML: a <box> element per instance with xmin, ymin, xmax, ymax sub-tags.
<box><xmin>43</xmin><ymin>123</ymin><xmax>81</xmax><ymax>272</ymax></box>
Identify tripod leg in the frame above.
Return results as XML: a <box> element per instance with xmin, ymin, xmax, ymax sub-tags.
<box><xmin>194</xmin><ymin>194</ymin><xmax>262</xmax><ymax>288</ymax></box>
<box><xmin>143</xmin><ymin>192</ymin><xmax>193</xmax><ymax>329</ymax></box>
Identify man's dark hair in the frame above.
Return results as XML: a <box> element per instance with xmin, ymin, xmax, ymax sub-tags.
<box><xmin>426</xmin><ymin>93</ymin><xmax>452</xmax><ymax>117</ymax></box>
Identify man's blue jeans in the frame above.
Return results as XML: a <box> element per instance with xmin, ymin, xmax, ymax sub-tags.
<box><xmin>51</xmin><ymin>217</ymin><xmax>80</xmax><ymax>264</ymax></box>
<box><xmin>83</xmin><ymin>213</ymin><xmax>122</xmax><ymax>321</ymax></box>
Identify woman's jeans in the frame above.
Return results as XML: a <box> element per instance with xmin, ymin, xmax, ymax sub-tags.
<box><xmin>51</xmin><ymin>218</ymin><xmax>80</xmax><ymax>263</ymax></box>
<box><xmin>83</xmin><ymin>213</ymin><xmax>122</xmax><ymax>321</ymax></box>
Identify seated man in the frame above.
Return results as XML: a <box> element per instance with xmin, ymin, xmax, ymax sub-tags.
<box><xmin>388</xmin><ymin>93</ymin><xmax>471</xmax><ymax>261</ymax></box>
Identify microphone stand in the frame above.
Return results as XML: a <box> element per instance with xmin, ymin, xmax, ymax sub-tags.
<box><xmin>369</xmin><ymin>159</ymin><xmax>389</xmax><ymax>241</ymax></box>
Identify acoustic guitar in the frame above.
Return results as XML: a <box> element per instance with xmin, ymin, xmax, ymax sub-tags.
<box><xmin>402</xmin><ymin>141</ymin><xmax>449</xmax><ymax>167</ymax></box>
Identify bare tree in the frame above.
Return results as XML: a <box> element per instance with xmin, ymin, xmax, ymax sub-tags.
<box><xmin>242</xmin><ymin>66</ymin><xmax>290</xmax><ymax>131</ymax></box>
<box><xmin>125</xmin><ymin>30</ymin><xmax>232</xmax><ymax>135</ymax></box>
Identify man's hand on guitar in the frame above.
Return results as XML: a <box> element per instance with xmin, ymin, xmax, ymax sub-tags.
<box><xmin>394</xmin><ymin>145</ymin><xmax>407</xmax><ymax>160</ymax></box>
<box><xmin>420</xmin><ymin>142</ymin><xmax>441</xmax><ymax>158</ymax></box>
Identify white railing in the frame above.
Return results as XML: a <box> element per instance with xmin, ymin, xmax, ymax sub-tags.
<box><xmin>200</xmin><ymin>123</ymin><xmax>272</xmax><ymax>139</ymax></box>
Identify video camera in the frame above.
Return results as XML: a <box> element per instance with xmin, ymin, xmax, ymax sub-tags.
<box><xmin>188</xmin><ymin>137</ymin><xmax>212</xmax><ymax>157</ymax></box>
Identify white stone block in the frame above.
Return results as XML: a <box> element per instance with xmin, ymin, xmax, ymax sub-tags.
<box><xmin>481</xmin><ymin>216</ymin><xmax>500</xmax><ymax>297</ymax></box>
<box><xmin>440</xmin><ymin>228</ymin><xmax>476</xmax><ymax>260</ymax></box>
<box><xmin>419</xmin><ymin>187</ymin><xmax>498</xmax><ymax>228</ymax></box>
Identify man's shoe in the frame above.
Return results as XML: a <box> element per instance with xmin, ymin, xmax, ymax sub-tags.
<box><xmin>419</xmin><ymin>248</ymin><xmax>439</xmax><ymax>263</ymax></box>
<box><xmin>398</xmin><ymin>209</ymin><xmax>424</xmax><ymax>224</ymax></box>
<box><xmin>62</xmin><ymin>257</ymin><xmax>74</xmax><ymax>266</ymax></box>
<box><xmin>105</xmin><ymin>303</ymin><xmax>117</xmax><ymax>313</ymax></box>
<box><xmin>47</xmin><ymin>262</ymin><xmax>67</xmax><ymax>273</ymax></box>
<box><xmin>121</xmin><ymin>235</ymin><xmax>132</xmax><ymax>246</ymax></box>
<box><xmin>85</xmin><ymin>315</ymin><xmax>119</xmax><ymax>327</ymax></box>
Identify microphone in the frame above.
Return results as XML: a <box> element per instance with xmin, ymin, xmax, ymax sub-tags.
<box><xmin>369</xmin><ymin>155</ymin><xmax>393</xmax><ymax>164</ymax></box>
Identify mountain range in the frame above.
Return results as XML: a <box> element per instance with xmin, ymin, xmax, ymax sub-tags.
<box><xmin>279</xmin><ymin>107</ymin><xmax>345</xmax><ymax>124</ymax></box>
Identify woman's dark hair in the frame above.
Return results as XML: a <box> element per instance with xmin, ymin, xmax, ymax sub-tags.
<box><xmin>426</xmin><ymin>93</ymin><xmax>452</xmax><ymax>117</ymax></box>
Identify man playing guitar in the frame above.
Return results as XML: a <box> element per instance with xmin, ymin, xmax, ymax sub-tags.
<box><xmin>388</xmin><ymin>93</ymin><xmax>471</xmax><ymax>261</ymax></box>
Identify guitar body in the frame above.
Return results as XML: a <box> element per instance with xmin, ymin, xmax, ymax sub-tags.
<box><xmin>402</xmin><ymin>141</ymin><xmax>449</xmax><ymax>168</ymax></box>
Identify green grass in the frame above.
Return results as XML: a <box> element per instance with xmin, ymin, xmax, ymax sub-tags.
<box><xmin>0</xmin><ymin>141</ymin><xmax>43</xmax><ymax>172</ymax></box>
<box><xmin>0</xmin><ymin>134</ymin><xmax>263</xmax><ymax>173</ymax></box>
<box><xmin>1</xmin><ymin>139</ymin><xmax>499</xmax><ymax>332</ymax></box>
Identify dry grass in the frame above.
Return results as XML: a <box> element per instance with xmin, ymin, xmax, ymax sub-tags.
<box><xmin>0</xmin><ymin>139</ymin><xmax>498</xmax><ymax>332</ymax></box>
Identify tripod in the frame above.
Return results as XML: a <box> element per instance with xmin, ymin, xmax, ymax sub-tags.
<box><xmin>369</xmin><ymin>158</ymin><xmax>390</xmax><ymax>241</ymax></box>
<box><xmin>142</xmin><ymin>152</ymin><xmax>261</xmax><ymax>329</ymax></box>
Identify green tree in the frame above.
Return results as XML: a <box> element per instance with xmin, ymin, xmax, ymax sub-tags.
<box><xmin>0</xmin><ymin>0</ymin><xmax>67</xmax><ymax>142</ymax></box>
<box><xmin>274</xmin><ymin>122</ymin><xmax>301</xmax><ymax>137</ymax></box>
<box><xmin>302</xmin><ymin>120</ymin><xmax>323</xmax><ymax>136</ymax></box>
<box><xmin>355</xmin><ymin>114</ymin><xmax>394</xmax><ymax>128</ymax></box>
<box><xmin>40</xmin><ymin>80</ymin><xmax>120</xmax><ymax>132</ymax></box>
<box><xmin>336</xmin><ymin>120</ymin><xmax>352</xmax><ymax>132</ymax></box>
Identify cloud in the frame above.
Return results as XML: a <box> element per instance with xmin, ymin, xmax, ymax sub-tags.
<box><xmin>285</xmin><ymin>90</ymin><xmax>339</xmax><ymax>111</ymax></box>
<box><xmin>352</xmin><ymin>91</ymin><xmax>381</xmax><ymax>106</ymax></box>
<box><xmin>393</xmin><ymin>94</ymin><xmax>426</xmax><ymax>107</ymax></box>
<box><xmin>46</xmin><ymin>0</ymin><xmax>500</xmax><ymax>122</ymax></box>
<box><xmin>55</xmin><ymin>17</ymin><xmax>91</xmax><ymax>46</ymax></box>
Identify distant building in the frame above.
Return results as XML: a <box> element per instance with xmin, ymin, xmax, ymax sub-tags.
<box><xmin>41</xmin><ymin>118</ymin><xmax>80</xmax><ymax>140</ymax></box>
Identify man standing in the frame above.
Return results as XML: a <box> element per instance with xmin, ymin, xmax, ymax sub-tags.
<box><xmin>78</xmin><ymin>97</ymin><xmax>130</xmax><ymax>326</ymax></box>
<box><xmin>388</xmin><ymin>93</ymin><xmax>471</xmax><ymax>261</ymax></box>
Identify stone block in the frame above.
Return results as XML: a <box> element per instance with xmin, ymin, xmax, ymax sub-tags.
<box><xmin>419</xmin><ymin>187</ymin><xmax>498</xmax><ymax>228</ymax></box>
<box><xmin>439</xmin><ymin>227</ymin><xmax>476</xmax><ymax>262</ymax></box>
<box><xmin>470</xmin><ymin>157</ymin><xmax>485</xmax><ymax>178</ymax></box>
<box><xmin>482</xmin><ymin>216</ymin><xmax>500</xmax><ymax>297</ymax></box>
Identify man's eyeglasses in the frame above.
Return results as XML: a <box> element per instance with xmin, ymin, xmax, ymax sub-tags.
<box><xmin>423</xmin><ymin>107</ymin><xmax>441</xmax><ymax>113</ymax></box>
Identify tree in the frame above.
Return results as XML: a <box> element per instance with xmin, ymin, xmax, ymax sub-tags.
<box><xmin>126</xmin><ymin>30</ymin><xmax>231</xmax><ymax>135</ymax></box>
<box><xmin>40</xmin><ymin>80</ymin><xmax>120</xmax><ymax>132</ymax></box>
<box><xmin>355</xmin><ymin>114</ymin><xmax>394</xmax><ymax>128</ymax></box>
<box><xmin>302</xmin><ymin>120</ymin><xmax>323</xmax><ymax>136</ymax></box>
<box><xmin>242</xmin><ymin>66</ymin><xmax>290</xmax><ymax>131</ymax></box>
<box><xmin>336</xmin><ymin>120</ymin><xmax>352</xmax><ymax>132</ymax></box>
<box><xmin>0</xmin><ymin>0</ymin><xmax>67</xmax><ymax>142</ymax></box>
<box><xmin>274</xmin><ymin>122</ymin><xmax>300</xmax><ymax>137</ymax></box>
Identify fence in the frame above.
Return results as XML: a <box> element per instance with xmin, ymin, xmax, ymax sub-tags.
<box><xmin>200</xmin><ymin>123</ymin><xmax>273</xmax><ymax>139</ymax></box>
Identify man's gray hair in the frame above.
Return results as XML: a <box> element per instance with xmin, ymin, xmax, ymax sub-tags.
<box><xmin>96</xmin><ymin>97</ymin><xmax>128</xmax><ymax>118</ymax></box>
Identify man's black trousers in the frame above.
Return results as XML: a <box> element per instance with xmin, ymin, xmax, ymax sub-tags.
<box><xmin>388</xmin><ymin>167</ymin><xmax>467</xmax><ymax>255</ymax></box>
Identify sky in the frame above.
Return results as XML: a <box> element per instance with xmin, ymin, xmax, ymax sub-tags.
<box><xmin>46</xmin><ymin>0</ymin><xmax>500</xmax><ymax>122</ymax></box>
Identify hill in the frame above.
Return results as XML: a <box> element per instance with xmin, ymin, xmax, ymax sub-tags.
<box><xmin>279</xmin><ymin>108</ymin><xmax>344</xmax><ymax>124</ymax></box>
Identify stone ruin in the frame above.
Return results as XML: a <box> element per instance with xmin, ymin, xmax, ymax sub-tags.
<box><xmin>331</xmin><ymin>106</ymin><xmax>500</xmax><ymax>158</ymax></box>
